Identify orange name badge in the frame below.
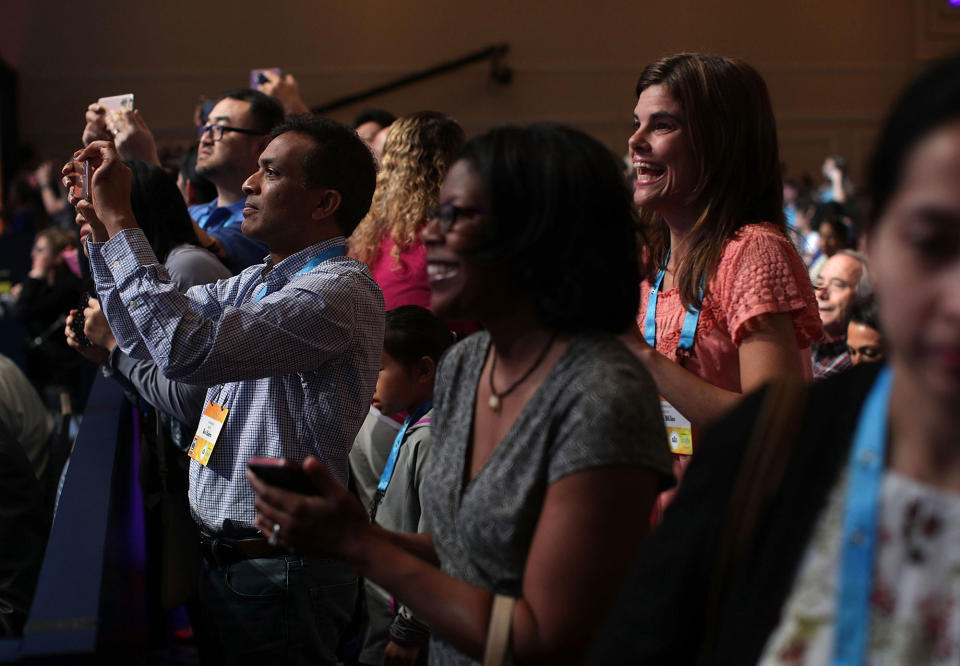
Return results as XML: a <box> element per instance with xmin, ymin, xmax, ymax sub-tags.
<box><xmin>189</xmin><ymin>401</ymin><xmax>229</xmax><ymax>466</ymax></box>
<box><xmin>659</xmin><ymin>397</ymin><xmax>694</xmax><ymax>456</ymax></box>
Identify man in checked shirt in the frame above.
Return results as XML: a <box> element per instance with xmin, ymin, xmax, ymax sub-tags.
<box><xmin>66</xmin><ymin>115</ymin><xmax>383</xmax><ymax>665</ymax></box>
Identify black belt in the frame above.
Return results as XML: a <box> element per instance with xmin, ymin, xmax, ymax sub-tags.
<box><xmin>199</xmin><ymin>532</ymin><xmax>288</xmax><ymax>567</ymax></box>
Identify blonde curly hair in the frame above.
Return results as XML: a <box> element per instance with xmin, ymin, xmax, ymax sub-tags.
<box><xmin>349</xmin><ymin>111</ymin><xmax>465</xmax><ymax>267</ymax></box>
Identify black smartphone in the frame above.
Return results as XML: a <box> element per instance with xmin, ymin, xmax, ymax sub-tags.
<box><xmin>248</xmin><ymin>457</ymin><xmax>319</xmax><ymax>495</ymax></box>
<box><xmin>70</xmin><ymin>292</ymin><xmax>93</xmax><ymax>347</ymax></box>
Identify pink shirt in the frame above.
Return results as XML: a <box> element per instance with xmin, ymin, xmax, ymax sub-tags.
<box><xmin>368</xmin><ymin>237</ymin><xmax>431</xmax><ymax>312</ymax></box>
<box><xmin>368</xmin><ymin>236</ymin><xmax>481</xmax><ymax>338</ymax></box>
<box><xmin>639</xmin><ymin>223</ymin><xmax>822</xmax><ymax>393</ymax></box>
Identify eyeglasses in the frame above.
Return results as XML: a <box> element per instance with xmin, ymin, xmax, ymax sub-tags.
<box><xmin>426</xmin><ymin>204</ymin><xmax>489</xmax><ymax>233</ymax></box>
<box><xmin>198</xmin><ymin>124</ymin><xmax>266</xmax><ymax>142</ymax></box>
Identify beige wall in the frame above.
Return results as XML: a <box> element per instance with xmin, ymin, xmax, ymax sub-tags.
<box><xmin>7</xmin><ymin>0</ymin><xmax>960</xmax><ymax>183</ymax></box>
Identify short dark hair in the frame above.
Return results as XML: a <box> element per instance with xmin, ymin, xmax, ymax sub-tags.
<box><xmin>848</xmin><ymin>293</ymin><xmax>880</xmax><ymax>332</ymax></box>
<box><xmin>178</xmin><ymin>144</ymin><xmax>217</xmax><ymax>203</ymax></box>
<box><xmin>817</xmin><ymin>213</ymin><xmax>850</xmax><ymax>247</ymax></box>
<box><xmin>383</xmin><ymin>306</ymin><xmax>454</xmax><ymax>366</ymax></box>
<box><xmin>125</xmin><ymin>160</ymin><xmax>200</xmax><ymax>263</ymax></box>
<box><xmin>866</xmin><ymin>53</ymin><xmax>960</xmax><ymax>229</ymax></box>
<box><xmin>460</xmin><ymin>124</ymin><xmax>640</xmax><ymax>334</ymax></box>
<box><xmin>218</xmin><ymin>88</ymin><xmax>285</xmax><ymax>134</ymax></box>
<box><xmin>353</xmin><ymin>109</ymin><xmax>396</xmax><ymax>130</ymax></box>
<box><xmin>268</xmin><ymin>114</ymin><xmax>377</xmax><ymax>236</ymax></box>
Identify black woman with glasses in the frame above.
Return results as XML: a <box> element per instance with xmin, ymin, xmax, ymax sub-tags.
<box><xmin>249</xmin><ymin>124</ymin><xmax>674</xmax><ymax>665</ymax></box>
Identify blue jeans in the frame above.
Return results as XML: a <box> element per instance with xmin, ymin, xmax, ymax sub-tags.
<box><xmin>192</xmin><ymin>554</ymin><xmax>357</xmax><ymax>665</ymax></box>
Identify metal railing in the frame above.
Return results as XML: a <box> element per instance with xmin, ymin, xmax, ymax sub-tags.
<box><xmin>312</xmin><ymin>43</ymin><xmax>512</xmax><ymax>115</ymax></box>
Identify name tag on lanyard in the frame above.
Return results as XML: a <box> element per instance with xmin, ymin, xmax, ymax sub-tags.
<box><xmin>645</xmin><ymin>250</ymin><xmax>701</xmax><ymax>456</ymax></box>
<box><xmin>189</xmin><ymin>245</ymin><xmax>346</xmax><ymax>466</ymax></box>
<box><xmin>189</xmin><ymin>400</ymin><xmax>228</xmax><ymax>466</ymax></box>
<box><xmin>659</xmin><ymin>398</ymin><xmax>693</xmax><ymax>455</ymax></box>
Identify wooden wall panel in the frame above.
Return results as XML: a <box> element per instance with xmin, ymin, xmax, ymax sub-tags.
<box><xmin>5</xmin><ymin>0</ymin><xmax>959</xmax><ymax>186</ymax></box>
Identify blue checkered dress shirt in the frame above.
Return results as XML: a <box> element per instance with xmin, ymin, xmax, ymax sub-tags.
<box><xmin>88</xmin><ymin>229</ymin><xmax>384</xmax><ymax>531</ymax></box>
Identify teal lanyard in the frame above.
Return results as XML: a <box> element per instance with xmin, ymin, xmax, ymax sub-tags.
<box><xmin>833</xmin><ymin>365</ymin><xmax>893</xmax><ymax>665</ymax></box>
<box><xmin>369</xmin><ymin>400</ymin><xmax>433</xmax><ymax>521</ymax></box>
<box><xmin>253</xmin><ymin>245</ymin><xmax>346</xmax><ymax>302</ymax></box>
<box><xmin>643</xmin><ymin>249</ymin><xmax>702</xmax><ymax>365</ymax></box>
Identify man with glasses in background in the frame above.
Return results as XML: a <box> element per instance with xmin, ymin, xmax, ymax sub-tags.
<box><xmin>190</xmin><ymin>89</ymin><xmax>284</xmax><ymax>273</ymax></box>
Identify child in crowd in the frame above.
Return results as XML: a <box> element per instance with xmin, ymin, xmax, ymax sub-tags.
<box><xmin>348</xmin><ymin>305</ymin><xmax>454</xmax><ymax>666</ymax></box>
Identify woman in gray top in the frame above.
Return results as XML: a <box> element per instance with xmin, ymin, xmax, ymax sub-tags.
<box><xmin>250</xmin><ymin>125</ymin><xmax>673</xmax><ymax>665</ymax></box>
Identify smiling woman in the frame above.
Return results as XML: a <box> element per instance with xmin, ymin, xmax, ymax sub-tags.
<box><xmin>249</xmin><ymin>123</ymin><xmax>674</xmax><ymax>665</ymax></box>
<box><xmin>621</xmin><ymin>53</ymin><xmax>822</xmax><ymax>511</ymax></box>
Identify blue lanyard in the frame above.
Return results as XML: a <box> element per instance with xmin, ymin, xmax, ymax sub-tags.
<box><xmin>253</xmin><ymin>245</ymin><xmax>346</xmax><ymax>302</ymax></box>
<box><xmin>377</xmin><ymin>400</ymin><xmax>432</xmax><ymax>493</ymax></box>
<box><xmin>833</xmin><ymin>365</ymin><xmax>893</xmax><ymax>666</ymax></box>
<box><xmin>643</xmin><ymin>249</ymin><xmax>702</xmax><ymax>362</ymax></box>
<box><xmin>369</xmin><ymin>400</ymin><xmax>432</xmax><ymax>520</ymax></box>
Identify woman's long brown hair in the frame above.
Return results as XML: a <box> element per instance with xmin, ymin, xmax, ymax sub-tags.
<box><xmin>637</xmin><ymin>53</ymin><xmax>786</xmax><ymax>309</ymax></box>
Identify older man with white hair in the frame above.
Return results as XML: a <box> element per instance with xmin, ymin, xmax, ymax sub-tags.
<box><xmin>811</xmin><ymin>249</ymin><xmax>871</xmax><ymax>379</ymax></box>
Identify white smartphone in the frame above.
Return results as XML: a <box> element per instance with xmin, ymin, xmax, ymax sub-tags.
<box><xmin>97</xmin><ymin>93</ymin><xmax>135</xmax><ymax>111</ymax></box>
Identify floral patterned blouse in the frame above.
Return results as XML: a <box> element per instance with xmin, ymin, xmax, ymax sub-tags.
<box><xmin>760</xmin><ymin>470</ymin><xmax>960</xmax><ymax>665</ymax></box>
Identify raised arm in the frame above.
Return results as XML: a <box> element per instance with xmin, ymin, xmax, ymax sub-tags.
<box><xmin>257</xmin><ymin>71</ymin><xmax>310</xmax><ymax>115</ymax></box>
<box><xmin>66</xmin><ymin>141</ymin><xmax>368</xmax><ymax>386</ymax></box>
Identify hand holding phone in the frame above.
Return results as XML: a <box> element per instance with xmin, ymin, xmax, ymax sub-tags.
<box><xmin>250</xmin><ymin>68</ymin><xmax>282</xmax><ymax>88</ymax></box>
<box><xmin>247</xmin><ymin>457</ymin><xmax>320</xmax><ymax>495</ymax></box>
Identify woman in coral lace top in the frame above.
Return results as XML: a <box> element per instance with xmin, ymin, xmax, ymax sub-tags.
<box><xmin>623</xmin><ymin>54</ymin><xmax>821</xmax><ymax>478</ymax></box>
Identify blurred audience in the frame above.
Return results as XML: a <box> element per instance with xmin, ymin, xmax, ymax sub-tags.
<box><xmin>7</xmin><ymin>227</ymin><xmax>90</xmax><ymax>406</ymax></box>
<box><xmin>809</xmin><ymin>206</ymin><xmax>851</xmax><ymax>281</ymax></box>
<box><xmin>354</xmin><ymin>108</ymin><xmax>397</xmax><ymax>148</ymax></box>
<box><xmin>0</xmin><ymin>421</ymin><xmax>49</xmax><ymax>638</ymax></box>
<box><xmin>818</xmin><ymin>153</ymin><xmax>855</xmax><ymax>204</ymax></box>
<box><xmin>0</xmin><ymin>353</ymin><xmax>54</xmax><ymax>481</ymax></box>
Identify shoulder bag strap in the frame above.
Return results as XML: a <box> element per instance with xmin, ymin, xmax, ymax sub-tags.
<box><xmin>474</xmin><ymin>594</ymin><xmax>516</xmax><ymax>666</ymax></box>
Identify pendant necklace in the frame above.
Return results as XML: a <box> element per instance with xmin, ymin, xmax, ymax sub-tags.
<box><xmin>487</xmin><ymin>333</ymin><xmax>558</xmax><ymax>413</ymax></box>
